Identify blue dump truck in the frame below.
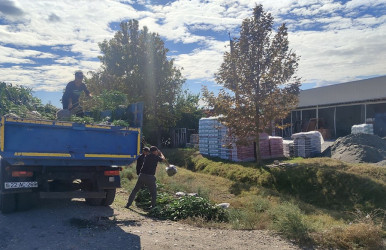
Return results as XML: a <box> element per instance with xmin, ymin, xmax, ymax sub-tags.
<box><xmin>0</xmin><ymin>104</ymin><xmax>143</xmax><ymax>213</ymax></box>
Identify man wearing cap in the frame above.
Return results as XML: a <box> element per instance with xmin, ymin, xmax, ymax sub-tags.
<box><xmin>136</xmin><ymin>147</ymin><xmax>150</xmax><ymax>175</ymax></box>
<box><xmin>126</xmin><ymin>146</ymin><xmax>165</xmax><ymax>209</ymax></box>
<box><xmin>62</xmin><ymin>70</ymin><xmax>91</xmax><ymax>117</ymax></box>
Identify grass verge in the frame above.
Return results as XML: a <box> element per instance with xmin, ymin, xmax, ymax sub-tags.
<box><xmin>120</xmin><ymin>148</ymin><xmax>386</xmax><ymax>249</ymax></box>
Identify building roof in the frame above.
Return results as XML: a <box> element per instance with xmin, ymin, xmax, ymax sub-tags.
<box><xmin>298</xmin><ymin>76</ymin><xmax>386</xmax><ymax>108</ymax></box>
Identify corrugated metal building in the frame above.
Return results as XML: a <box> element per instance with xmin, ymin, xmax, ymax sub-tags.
<box><xmin>284</xmin><ymin>75</ymin><xmax>386</xmax><ymax>139</ymax></box>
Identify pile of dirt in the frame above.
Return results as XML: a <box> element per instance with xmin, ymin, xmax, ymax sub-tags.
<box><xmin>330</xmin><ymin>133</ymin><xmax>386</xmax><ymax>164</ymax></box>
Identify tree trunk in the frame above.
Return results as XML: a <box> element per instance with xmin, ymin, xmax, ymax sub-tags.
<box><xmin>255</xmin><ymin>112</ymin><xmax>262</xmax><ymax>164</ymax></box>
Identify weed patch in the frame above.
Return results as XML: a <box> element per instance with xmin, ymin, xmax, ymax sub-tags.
<box><xmin>269</xmin><ymin>202</ymin><xmax>311</xmax><ymax>243</ymax></box>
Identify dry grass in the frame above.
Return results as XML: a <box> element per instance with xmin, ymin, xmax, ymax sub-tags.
<box><xmin>313</xmin><ymin>222</ymin><xmax>384</xmax><ymax>249</ymax></box>
<box><xmin>118</xmin><ymin>150</ymin><xmax>386</xmax><ymax>249</ymax></box>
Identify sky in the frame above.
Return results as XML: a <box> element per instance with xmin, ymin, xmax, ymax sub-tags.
<box><xmin>0</xmin><ymin>0</ymin><xmax>385</xmax><ymax>108</ymax></box>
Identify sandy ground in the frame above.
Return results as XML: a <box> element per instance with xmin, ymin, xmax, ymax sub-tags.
<box><xmin>0</xmin><ymin>195</ymin><xmax>300</xmax><ymax>250</ymax></box>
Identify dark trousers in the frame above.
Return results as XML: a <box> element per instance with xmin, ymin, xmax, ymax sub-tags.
<box><xmin>127</xmin><ymin>174</ymin><xmax>157</xmax><ymax>207</ymax></box>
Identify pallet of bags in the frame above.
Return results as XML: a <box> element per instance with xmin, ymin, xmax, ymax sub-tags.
<box><xmin>269</xmin><ymin>136</ymin><xmax>284</xmax><ymax>158</ymax></box>
<box><xmin>283</xmin><ymin>140</ymin><xmax>294</xmax><ymax>157</ymax></box>
<box><xmin>291</xmin><ymin>131</ymin><xmax>323</xmax><ymax>158</ymax></box>
<box><xmin>259</xmin><ymin>135</ymin><xmax>270</xmax><ymax>159</ymax></box>
<box><xmin>351</xmin><ymin>124</ymin><xmax>374</xmax><ymax>135</ymax></box>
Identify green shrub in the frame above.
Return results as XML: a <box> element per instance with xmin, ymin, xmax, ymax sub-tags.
<box><xmin>228</xmin><ymin>209</ymin><xmax>263</xmax><ymax>230</ymax></box>
<box><xmin>149</xmin><ymin>195</ymin><xmax>228</xmax><ymax>222</ymax></box>
<box><xmin>133</xmin><ymin>182</ymin><xmax>227</xmax><ymax>222</ymax></box>
<box><xmin>250</xmin><ymin>196</ymin><xmax>271</xmax><ymax>213</ymax></box>
<box><xmin>112</xmin><ymin>119</ymin><xmax>129</xmax><ymax>127</ymax></box>
<box><xmin>162</xmin><ymin>148</ymin><xmax>197</xmax><ymax>170</ymax></box>
<box><xmin>269</xmin><ymin>202</ymin><xmax>311</xmax><ymax>243</ymax></box>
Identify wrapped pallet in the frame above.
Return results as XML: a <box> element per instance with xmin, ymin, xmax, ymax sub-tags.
<box><xmin>351</xmin><ymin>124</ymin><xmax>374</xmax><ymax>135</ymax></box>
<box><xmin>291</xmin><ymin>131</ymin><xmax>323</xmax><ymax>158</ymax></box>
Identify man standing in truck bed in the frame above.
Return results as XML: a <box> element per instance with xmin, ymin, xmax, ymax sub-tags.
<box><xmin>61</xmin><ymin>70</ymin><xmax>91</xmax><ymax>117</ymax></box>
<box><xmin>125</xmin><ymin>146</ymin><xmax>165</xmax><ymax>209</ymax></box>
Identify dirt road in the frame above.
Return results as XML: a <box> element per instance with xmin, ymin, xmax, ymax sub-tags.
<box><xmin>0</xmin><ymin>196</ymin><xmax>299</xmax><ymax>250</ymax></box>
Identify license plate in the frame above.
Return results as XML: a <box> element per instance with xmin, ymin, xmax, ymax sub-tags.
<box><xmin>4</xmin><ymin>182</ymin><xmax>38</xmax><ymax>189</ymax></box>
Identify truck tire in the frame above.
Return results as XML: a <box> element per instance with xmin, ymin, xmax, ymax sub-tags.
<box><xmin>82</xmin><ymin>179</ymin><xmax>103</xmax><ymax>206</ymax></box>
<box><xmin>0</xmin><ymin>194</ymin><xmax>16</xmax><ymax>213</ymax></box>
<box><xmin>102</xmin><ymin>189</ymin><xmax>116</xmax><ymax>206</ymax></box>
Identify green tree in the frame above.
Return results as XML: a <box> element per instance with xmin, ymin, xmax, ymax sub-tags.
<box><xmin>87</xmin><ymin>20</ymin><xmax>185</xmax><ymax>146</ymax></box>
<box><xmin>174</xmin><ymin>90</ymin><xmax>203</xmax><ymax>132</ymax></box>
<box><xmin>202</xmin><ymin>5</ymin><xmax>301</xmax><ymax>162</ymax></box>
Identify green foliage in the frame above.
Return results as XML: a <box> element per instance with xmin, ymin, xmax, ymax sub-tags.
<box><xmin>143</xmin><ymin>148</ymin><xmax>385</xmax><ymax>248</ymax></box>
<box><xmin>270</xmin><ymin>163</ymin><xmax>386</xmax><ymax>211</ymax></box>
<box><xmin>174</xmin><ymin>90</ymin><xmax>204</xmax><ymax>131</ymax></box>
<box><xmin>228</xmin><ymin>209</ymin><xmax>264</xmax><ymax>230</ymax></box>
<box><xmin>70</xmin><ymin>115</ymin><xmax>95</xmax><ymax>124</ymax></box>
<box><xmin>134</xmin><ymin>181</ymin><xmax>227</xmax><ymax>222</ymax></box>
<box><xmin>0</xmin><ymin>82</ymin><xmax>58</xmax><ymax>119</ymax></box>
<box><xmin>176</xmin><ymin>152</ymin><xmax>386</xmax><ymax>212</ymax></box>
<box><xmin>269</xmin><ymin>202</ymin><xmax>311</xmax><ymax>242</ymax></box>
<box><xmin>161</xmin><ymin>148</ymin><xmax>197</xmax><ymax>170</ymax></box>
<box><xmin>112</xmin><ymin>119</ymin><xmax>130</xmax><ymax>127</ymax></box>
<box><xmin>83</xmin><ymin>90</ymin><xmax>128</xmax><ymax>112</ymax></box>
<box><xmin>87</xmin><ymin>19</ymin><xmax>186</xmax><ymax>146</ymax></box>
<box><xmin>149</xmin><ymin>195</ymin><xmax>228</xmax><ymax>222</ymax></box>
<box><xmin>202</xmin><ymin>5</ymin><xmax>300</xmax><ymax>162</ymax></box>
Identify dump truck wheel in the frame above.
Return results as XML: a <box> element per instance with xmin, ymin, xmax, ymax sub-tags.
<box><xmin>82</xmin><ymin>179</ymin><xmax>103</xmax><ymax>206</ymax></box>
<box><xmin>102</xmin><ymin>189</ymin><xmax>116</xmax><ymax>206</ymax></box>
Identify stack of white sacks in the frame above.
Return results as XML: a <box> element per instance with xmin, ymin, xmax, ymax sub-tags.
<box><xmin>199</xmin><ymin>117</ymin><xmax>224</xmax><ymax>158</ymax></box>
<box><xmin>283</xmin><ymin>140</ymin><xmax>294</xmax><ymax>157</ymax></box>
<box><xmin>291</xmin><ymin>131</ymin><xmax>323</xmax><ymax>158</ymax></box>
<box><xmin>351</xmin><ymin>124</ymin><xmax>373</xmax><ymax>135</ymax></box>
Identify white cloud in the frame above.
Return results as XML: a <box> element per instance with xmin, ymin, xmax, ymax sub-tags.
<box><xmin>173</xmin><ymin>39</ymin><xmax>228</xmax><ymax>80</ymax></box>
<box><xmin>0</xmin><ymin>0</ymin><xmax>385</xmax><ymax>94</ymax></box>
<box><xmin>289</xmin><ymin>21</ymin><xmax>386</xmax><ymax>87</ymax></box>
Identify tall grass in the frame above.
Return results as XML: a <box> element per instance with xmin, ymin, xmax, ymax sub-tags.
<box><xmin>120</xmin><ymin>148</ymin><xmax>386</xmax><ymax>249</ymax></box>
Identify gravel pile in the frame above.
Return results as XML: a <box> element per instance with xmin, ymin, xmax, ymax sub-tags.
<box><xmin>331</xmin><ymin>133</ymin><xmax>386</xmax><ymax>164</ymax></box>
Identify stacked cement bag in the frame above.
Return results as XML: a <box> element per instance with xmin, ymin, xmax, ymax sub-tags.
<box><xmin>291</xmin><ymin>131</ymin><xmax>323</xmax><ymax>158</ymax></box>
<box><xmin>219</xmin><ymin>123</ymin><xmax>231</xmax><ymax>160</ymax></box>
<box><xmin>269</xmin><ymin>136</ymin><xmax>284</xmax><ymax>158</ymax></box>
<box><xmin>259</xmin><ymin>133</ymin><xmax>270</xmax><ymax>159</ymax></box>
<box><xmin>230</xmin><ymin>142</ymin><xmax>256</xmax><ymax>162</ymax></box>
<box><xmin>199</xmin><ymin>117</ymin><xmax>222</xmax><ymax>158</ymax></box>
<box><xmin>283</xmin><ymin>140</ymin><xmax>294</xmax><ymax>157</ymax></box>
<box><xmin>351</xmin><ymin>124</ymin><xmax>374</xmax><ymax>135</ymax></box>
<box><xmin>199</xmin><ymin>117</ymin><xmax>286</xmax><ymax>161</ymax></box>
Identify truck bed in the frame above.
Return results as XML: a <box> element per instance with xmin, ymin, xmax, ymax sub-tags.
<box><xmin>0</xmin><ymin>117</ymin><xmax>140</xmax><ymax>166</ymax></box>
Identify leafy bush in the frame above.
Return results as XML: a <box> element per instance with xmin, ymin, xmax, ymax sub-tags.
<box><xmin>0</xmin><ymin>82</ymin><xmax>58</xmax><ymax>119</ymax></box>
<box><xmin>269</xmin><ymin>202</ymin><xmax>311</xmax><ymax>243</ymax></box>
<box><xmin>134</xmin><ymin>182</ymin><xmax>228</xmax><ymax>222</ymax></box>
<box><xmin>112</xmin><ymin>119</ymin><xmax>129</xmax><ymax>127</ymax></box>
<box><xmin>149</xmin><ymin>195</ymin><xmax>228</xmax><ymax>222</ymax></box>
<box><xmin>228</xmin><ymin>208</ymin><xmax>268</xmax><ymax>230</ymax></box>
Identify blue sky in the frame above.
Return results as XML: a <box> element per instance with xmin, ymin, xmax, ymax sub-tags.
<box><xmin>0</xmin><ymin>0</ymin><xmax>385</xmax><ymax>108</ymax></box>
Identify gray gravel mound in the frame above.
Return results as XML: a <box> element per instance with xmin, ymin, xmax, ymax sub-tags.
<box><xmin>331</xmin><ymin>133</ymin><xmax>386</xmax><ymax>164</ymax></box>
